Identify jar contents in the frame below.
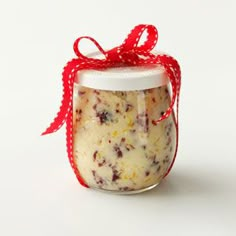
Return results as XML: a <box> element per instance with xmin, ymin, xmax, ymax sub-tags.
<box><xmin>73</xmin><ymin>85</ymin><xmax>176</xmax><ymax>192</ymax></box>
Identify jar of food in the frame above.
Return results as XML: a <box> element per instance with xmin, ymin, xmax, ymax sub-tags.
<box><xmin>72</xmin><ymin>65</ymin><xmax>177</xmax><ymax>194</ymax></box>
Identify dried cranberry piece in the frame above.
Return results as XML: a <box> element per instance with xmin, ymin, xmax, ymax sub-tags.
<box><xmin>92</xmin><ymin>170</ymin><xmax>104</xmax><ymax>185</ymax></box>
<box><xmin>93</xmin><ymin>104</ymin><xmax>97</xmax><ymax>110</ymax></box>
<box><xmin>93</xmin><ymin>151</ymin><xmax>98</xmax><ymax>161</ymax></box>
<box><xmin>121</xmin><ymin>137</ymin><xmax>126</xmax><ymax>143</ymax></box>
<box><xmin>98</xmin><ymin>160</ymin><xmax>106</xmax><ymax>167</ymax></box>
<box><xmin>156</xmin><ymin>165</ymin><xmax>161</xmax><ymax>172</ymax></box>
<box><xmin>119</xmin><ymin>187</ymin><xmax>134</xmax><ymax>191</ymax></box>
<box><xmin>112</xmin><ymin>169</ymin><xmax>120</xmax><ymax>181</ymax></box>
<box><xmin>96</xmin><ymin>110</ymin><xmax>112</xmax><ymax>124</ymax></box>
<box><xmin>125</xmin><ymin>103</ymin><xmax>133</xmax><ymax>112</ymax></box>
<box><xmin>78</xmin><ymin>90</ymin><xmax>86</xmax><ymax>96</ymax></box>
<box><xmin>125</xmin><ymin>144</ymin><xmax>135</xmax><ymax>151</ymax></box>
<box><xmin>93</xmin><ymin>90</ymin><xmax>100</xmax><ymax>95</ymax></box>
<box><xmin>75</xmin><ymin>109</ymin><xmax>82</xmax><ymax>122</ymax></box>
<box><xmin>148</xmin><ymin>154</ymin><xmax>159</xmax><ymax>165</ymax></box>
<box><xmin>166</xmin><ymin>137</ymin><xmax>172</xmax><ymax>146</ymax></box>
<box><xmin>113</xmin><ymin>144</ymin><xmax>123</xmax><ymax>158</ymax></box>
<box><xmin>163</xmin><ymin>155</ymin><xmax>170</xmax><ymax>164</ymax></box>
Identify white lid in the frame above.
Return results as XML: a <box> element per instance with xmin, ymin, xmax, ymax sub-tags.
<box><xmin>75</xmin><ymin>53</ymin><xmax>169</xmax><ymax>91</ymax></box>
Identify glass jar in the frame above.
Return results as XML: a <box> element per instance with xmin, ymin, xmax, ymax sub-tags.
<box><xmin>72</xmin><ymin>65</ymin><xmax>177</xmax><ymax>194</ymax></box>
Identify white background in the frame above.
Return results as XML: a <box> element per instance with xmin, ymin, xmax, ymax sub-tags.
<box><xmin>0</xmin><ymin>0</ymin><xmax>236</xmax><ymax>235</ymax></box>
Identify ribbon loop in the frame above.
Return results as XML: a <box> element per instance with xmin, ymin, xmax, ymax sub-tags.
<box><xmin>122</xmin><ymin>24</ymin><xmax>158</xmax><ymax>53</ymax></box>
<box><xmin>73</xmin><ymin>36</ymin><xmax>107</xmax><ymax>63</ymax></box>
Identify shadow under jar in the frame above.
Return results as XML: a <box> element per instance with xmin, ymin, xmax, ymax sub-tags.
<box><xmin>73</xmin><ymin>65</ymin><xmax>177</xmax><ymax>194</ymax></box>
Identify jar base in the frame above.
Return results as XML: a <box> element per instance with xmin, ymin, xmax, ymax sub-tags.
<box><xmin>90</xmin><ymin>182</ymin><xmax>160</xmax><ymax>195</ymax></box>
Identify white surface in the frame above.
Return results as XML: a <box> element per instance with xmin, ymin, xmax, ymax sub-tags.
<box><xmin>78</xmin><ymin>65</ymin><xmax>168</xmax><ymax>91</ymax></box>
<box><xmin>0</xmin><ymin>0</ymin><xmax>236</xmax><ymax>235</ymax></box>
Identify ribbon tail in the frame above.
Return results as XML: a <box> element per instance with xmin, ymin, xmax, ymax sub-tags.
<box><xmin>41</xmin><ymin>59</ymin><xmax>80</xmax><ymax>135</ymax></box>
<box><xmin>161</xmin><ymin>55</ymin><xmax>181</xmax><ymax>177</ymax></box>
<box><xmin>160</xmin><ymin>54</ymin><xmax>181</xmax><ymax>124</ymax></box>
<box><xmin>147</xmin><ymin>55</ymin><xmax>178</xmax><ymax>124</ymax></box>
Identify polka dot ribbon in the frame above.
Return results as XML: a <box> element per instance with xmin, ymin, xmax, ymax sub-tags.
<box><xmin>42</xmin><ymin>24</ymin><xmax>181</xmax><ymax>188</ymax></box>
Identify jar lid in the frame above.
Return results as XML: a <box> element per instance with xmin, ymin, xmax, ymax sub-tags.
<box><xmin>75</xmin><ymin>54</ymin><xmax>168</xmax><ymax>91</ymax></box>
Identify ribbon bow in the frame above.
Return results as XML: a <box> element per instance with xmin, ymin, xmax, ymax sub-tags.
<box><xmin>42</xmin><ymin>24</ymin><xmax>181</xmax><ymax>187</ymax></box>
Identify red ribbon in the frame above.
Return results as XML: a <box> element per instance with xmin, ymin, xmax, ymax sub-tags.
<box><xmin>42</xmin><ymin>24</ymin><xmax>181</xmax><ymax>188</ymax></box>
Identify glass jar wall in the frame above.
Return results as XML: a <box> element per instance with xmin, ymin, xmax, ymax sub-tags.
<box><xmin>72</xmin><ymin>82</ymin><xmax>176</xmax><ymax>194</ymax></box>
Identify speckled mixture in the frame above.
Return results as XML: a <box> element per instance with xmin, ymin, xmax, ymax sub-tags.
<box><xmin>73</xmin><ymin>84</ymin><xmax>176</xmax><ymax>192</ymax></box>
